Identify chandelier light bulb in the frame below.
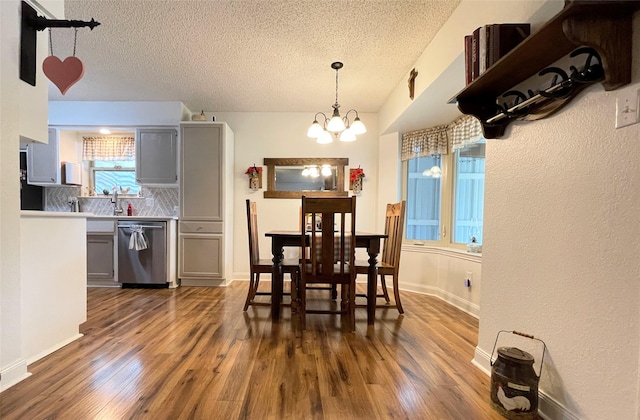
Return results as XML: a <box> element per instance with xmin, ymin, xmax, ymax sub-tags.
<box><xmin>350</xmin><ymin>117</ymin><xmax>366</xmax><ymax>135</ymax></box>
<box><xmin>327</xmin><ymin>109</ymin><xmax>345</xmax><ymax>132</ymax></box>
<box><xmin>339</xmin><ymin>127</ymin><xmax>356</xmax><ymax>142</ymax></box>
<box><xmin>307</xmin><ymin>120</ymin><xmax>323</xmax><ymax>138</ymax></box>
<box><xmin>316</xmin><ymin>130</ymin><xmax>333</xmax><ymax>144</ymax></box>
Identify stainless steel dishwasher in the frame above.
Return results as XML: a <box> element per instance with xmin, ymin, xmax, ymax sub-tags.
<box><xmin>117</xmin><ymin>221</ymin><xmax>167</xmax><ymax>287</ymax></box>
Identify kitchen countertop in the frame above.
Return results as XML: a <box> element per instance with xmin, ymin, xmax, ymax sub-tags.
<box><xmin>87</xmin><ymin>214</ymin><xmax>178</xmax><ymax>221</ymax></box>
<box><xmin>21</xmin><ymin>210</ymin><xmax>92</xmax><ymax>219</ymax></box>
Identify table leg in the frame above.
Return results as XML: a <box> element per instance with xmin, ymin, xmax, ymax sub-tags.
<box><xmin>271</xmin><ymin>237</ymin><xmax>284</xmax><ymax>321</ymax></box>
<box><xmin>367</xmin><ymin>238</ymin><xmax>381</xmax><ymax>326</ymax></box>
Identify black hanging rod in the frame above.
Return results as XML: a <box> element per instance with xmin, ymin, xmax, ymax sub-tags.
<box><xmin>27</xmin><ymin>16</ymin><xmax>100</xmax><ymax>31</ymax></box>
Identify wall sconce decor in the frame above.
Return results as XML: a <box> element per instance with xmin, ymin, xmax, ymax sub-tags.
<box><xmin>349</xmin><ymin>167</ymin><xmax>365</xmax><ymax>195</ymax></box>
<box><xmin>245</xmin><ymin>164</ymin><xmax>262</xmax><ymax>191</ymax></box>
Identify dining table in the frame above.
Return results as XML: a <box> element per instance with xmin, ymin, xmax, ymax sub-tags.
<box><xmin>265</xmin><ymin>230</ymin><xmax>387</xmax><ymax>326</ymax></box>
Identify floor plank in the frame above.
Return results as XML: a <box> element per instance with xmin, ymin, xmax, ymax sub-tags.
<box><xmin>0</xmin><ymin>282</ymin><xmax>506</xmax><ymax>420</ymax></box>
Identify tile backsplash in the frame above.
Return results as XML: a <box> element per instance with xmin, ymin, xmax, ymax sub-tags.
<box><xmin>45</xmin><ymin>186</ymin><xmax>179</xmax><ymax>217</ymax></box>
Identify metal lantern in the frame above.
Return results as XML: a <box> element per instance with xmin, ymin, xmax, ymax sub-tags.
<box><xmin>490</xmin><ymin>331</ymin><xmax>546</xmax><ymax>420</ymax></box>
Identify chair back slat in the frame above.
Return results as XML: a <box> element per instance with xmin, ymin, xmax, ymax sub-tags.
<box><xmin>301</xmin><ymin>196</ymin><xmax>356</xmax><ymax>280</ymax></box>
<box><xmin>246</xmin><ymin>199</ymin><xmax>261</xmax><ymax>265</ymax></box>
<box><xmin>381</xmin><ymin>201</ymin><xmax>406</xmax><ymax>270</ymax></box>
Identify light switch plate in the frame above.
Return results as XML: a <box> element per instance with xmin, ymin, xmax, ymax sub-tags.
<box><xmin>615</xmin><ymin>89</ymin><xmax>639</xmax><ymax>129</ymax></box>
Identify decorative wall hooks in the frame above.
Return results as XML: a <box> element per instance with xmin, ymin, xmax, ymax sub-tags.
<box><xmin>20</xmin><ymin>1</ymin><xmax>100</xmax><ymax>86</ymax></box>
<box><xmin>485</xmin><ymin>47</ymin><xmax>604</xmax><ymax>126</ymax></box>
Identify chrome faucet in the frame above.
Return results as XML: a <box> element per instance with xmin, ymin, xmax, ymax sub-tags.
<box><xmin>112</xmin><ymin>190</ymin><xmax>123</xmax><ymax>215</ymax></box>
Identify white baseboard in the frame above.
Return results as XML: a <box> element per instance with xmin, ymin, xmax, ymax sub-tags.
<box><xmin>400</xmin><ymin>281</ymin><xmax>480</xmax><ymax>318</ymax></box>
<box><xmin>0</xmin><ymin>360</ymin><xmax>31</xmax><ymax>393</ymax></box>
<box><xmin>473</xmin><ymin>346</ymin><xmax>580</xmax><ymax>420</ymax></box>
<box><xmin>180</xmin><ymin>278</ymin><xmax>228</xmax><ymax>287</ymax></box>
<box><xmin>25</xmin><ymin>333</ymin><xmax>84</xmax><ymax>365</ymax></box>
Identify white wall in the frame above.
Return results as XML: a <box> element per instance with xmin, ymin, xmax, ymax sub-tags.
<box><xmin>439</xmin><ymin>3</ymin><xmax>640</xmax><ymax>420</ymax></box>
<box><xmin>212</xmin><ymin>112</ymin><xmax>379</xmax><ymax>280</ymax></box>
<box><xmin>20</xmin><ymin>213</ymin><xmax>87</xmax><ymax>364</ymax></box>
<box><xmin>477</xmin><ymin>64</ymin><xmax>640</xmax><ymax>420</ymax></box>
<box><xmin>378</xmin><ymin>0</ymin><xmax>640</xmax><ymax>418</ymax></box>
<box><xmin>0</xmin><ymin>0</ymin><xmax>64</xmax><ymax>390</ymax></box>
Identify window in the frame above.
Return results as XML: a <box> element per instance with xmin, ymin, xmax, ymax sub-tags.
<box><xmin>406</xmin><ymin>155</ymin><xmax>442</xmax><ymax>241</ymax></box>
<box><xmin>83</xmin><ymin>135</ymin><xmax>139</xmax><ymax>196</ymax></box>
<box><xmin>452</xmin><ymin>141</ymin><xmax>485</xmax><ymax>244</ymax></box>
<box><xmin>402</xmin><ymin>116</ymin><xmax>485</xmax><ymax>248</ymax></box>
<box><xmin>91</xmin><ymin>160</ymin><xmax>141</xmax><ymax>196</ymax></box>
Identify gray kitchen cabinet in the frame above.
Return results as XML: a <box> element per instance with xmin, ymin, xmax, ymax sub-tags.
<box><xmin>86</xmin><ymin>219</ymin><xmax>117</xmax><ymax>286</ymax></box>
<box><xmin>87</xmin><ymin>235</ymin><xmax>115</xmax><ymax>280</ymax></box>
<box><xmin>27</xmin><ymin>128</ymin><xmax>60</xmax><ymax>185</ymax></box>
<box><xmin>178</xmin><ymin>122</ymin><xmax>234</xmax><ymax>286</ymax></box>
<box><xmin>135</xmin><ymin>128</ymin><xmax>178</xmax><ymax>185</ymax></box>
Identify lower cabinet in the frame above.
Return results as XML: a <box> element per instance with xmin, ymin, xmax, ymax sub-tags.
<box><xmin>87</xmin><ymin>234</ymin><xmax>115</xmax><ymax>280</ymax></box>
<box><xmin>86</xmin><ymin>219</ymin><xmax>117</xmax><ymax>286</ymax></box>
<box><xmin>178</xmin><ymin>234</ymin><xmax>223</xmax><ymax>278</ymax></box>
<box><xmin>178</xmin><ymin>220</ymin><xmax>225</xmax><ymax>286</ymax></box>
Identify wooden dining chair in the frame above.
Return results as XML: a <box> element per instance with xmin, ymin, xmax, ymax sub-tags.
<box><xmin>298</xmin><ymin>196</ymin><xmax>357</xmax><ymax>331</ymax></box>
<box><xmin>243</xmin><ymin>199</ymin><xmax>299</xmax><ymax>311</ymax></box>
<box><xmin>356</xmin><ymin>200</ymin><xmax>406</xmax><ymax>313</ymax></box>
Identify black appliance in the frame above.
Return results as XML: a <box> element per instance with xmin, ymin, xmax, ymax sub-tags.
<box><xmin>20</xmin><ymin>150</ymin><xmax>44</xmax><ymax>210</ymax></box>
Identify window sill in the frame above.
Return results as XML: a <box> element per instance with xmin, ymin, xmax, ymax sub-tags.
<box><xmin>403</xmin><ymin>243</ymin><xmax>482</xmax><ymax>263</ymax></box>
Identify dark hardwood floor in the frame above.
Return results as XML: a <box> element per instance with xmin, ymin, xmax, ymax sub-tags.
<box><xmin>0</xmin><ymin>282</ymin><xmax>503</xmax><ymax>419</ymax></box>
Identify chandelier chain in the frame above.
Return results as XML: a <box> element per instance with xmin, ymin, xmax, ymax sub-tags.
<box><xmin>334</xmin><ymin>67</ymin><xmax>340</xmax><ymax>109</ymax></box>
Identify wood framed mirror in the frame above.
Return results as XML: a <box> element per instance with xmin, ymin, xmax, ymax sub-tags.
<box><xmin>263</xmin><ymin>158</ymin><xmax>349</xmax><ymax>199</ymax></box>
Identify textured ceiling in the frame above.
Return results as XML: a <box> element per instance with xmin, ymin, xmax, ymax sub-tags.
<box><xmin>48</xmin><ymin>0</ymin><xmax>460</xmax><ymax>114</ymax></box>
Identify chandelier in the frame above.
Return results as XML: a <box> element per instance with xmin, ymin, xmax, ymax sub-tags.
<box><xmin>307</xmin><ymin>62</ymin><xmax>366</xmax><ymax>144</ymax></box>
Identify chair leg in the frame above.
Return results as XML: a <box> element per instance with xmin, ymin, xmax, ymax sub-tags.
<box><xmin>392</xmin><ymin>273</ymin><xmax>404</xmax><ymax>314</ymax></box>
<box><xmin>300</xmin><ymin>279</ymin><xmax>306</xmax><ymax>330</ymax></box>
<box><xmin>349</xmin><ymin>280</ymin><xmax>356</xmax><ymax>332</ymax></box>
<box><xmin>379</xmin><ymin>275</ymin><xmax>391</xmax><ymax>302</ymax></box>
<box><xmin>243</xmin><ymin>272</ymin><xmax>257</xmax><ymax>311</ymax></box>
<box><xmin>290</xmin><ymin>271</ymin><xmax>299</xmax><ymax>313</ymax></box>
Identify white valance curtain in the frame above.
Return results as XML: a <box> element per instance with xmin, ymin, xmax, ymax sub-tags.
<box><xmin>449</xmin><ymin>115</ymin><xmax>484</xmax><ymax>151</ymax></box>
<box><xmin>401</xmin><ymin>125</ymin><xmax>449</xmax><ymax>161</ymax></box>
<box><xmin>82</xmin><ymin>136</ymin><xmax>135</xmax><ymax>161</ymax></box>
<box><xmin>401</xmin><ymin>115</ymin><xmax>484</xmax><ymax>161</ymax></box>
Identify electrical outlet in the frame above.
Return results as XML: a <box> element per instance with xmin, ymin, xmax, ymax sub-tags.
<box><xmin>615</xmin><ymin>89</ymin><xmax>639</xmax><ymax>128</ymax></box>
<box><xmin>145</xmin><ymin>198</ymin><xmax>155</xmax><ymax>207</ymax></box>
<box><xmin>464</xmin><ymin>271</ymin><xmax>472</xmax><ymax>288</ymax></box>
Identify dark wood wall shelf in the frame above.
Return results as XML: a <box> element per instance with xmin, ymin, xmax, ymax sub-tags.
<box><xmin>451</xmin><ymin>0</ymin><xmax>640</xmax><ymax>139</ymax></box>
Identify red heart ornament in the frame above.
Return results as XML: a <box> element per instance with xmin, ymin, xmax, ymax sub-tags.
<box><xmin>42</xmin><ymin>56</ymin><xmax>85</xmax><ymax>95</ymax></box>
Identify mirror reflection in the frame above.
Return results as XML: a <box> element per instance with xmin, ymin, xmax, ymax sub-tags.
<box><xmin>263</xmin><ymin>158</ymin><xmax>348</xmax><ymax>199</ymax></box>
<box><xmin>275</xmin><ymin>165</ymin><xmax>337</xmax><ymax>192</ymax></box>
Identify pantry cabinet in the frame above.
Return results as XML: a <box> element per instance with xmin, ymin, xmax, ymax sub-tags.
<box><xmin>178</xmin><ymin>122</ymin><xmax>234</xmax><ymax>286</ymax></box>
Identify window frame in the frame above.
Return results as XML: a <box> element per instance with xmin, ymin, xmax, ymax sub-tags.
<box><xmin>402</xmin><ymin>148</ymin><xmax>483</xmax><ymax>251</ymax></box>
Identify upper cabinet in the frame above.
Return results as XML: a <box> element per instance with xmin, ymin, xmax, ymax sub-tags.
<box><xmin>135</xmin><ymin>128</ymin><xmax>178</xmax><ymax>185</ymax></box>
<box><xmin>27</xmin><ymin>128</ymin><xmax>59</xmax><ymax>185</ymax></box>
<box><xmin>452</xmin><ymin>0</ymin><xmax>640</xmax><ymax>139</ymax></box>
